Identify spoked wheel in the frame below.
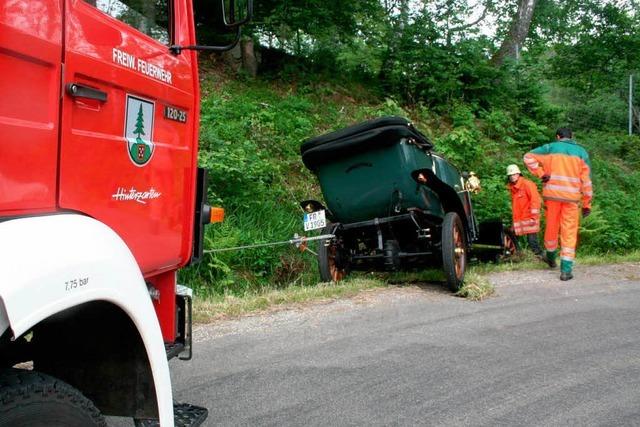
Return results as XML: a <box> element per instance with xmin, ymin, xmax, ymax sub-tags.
<box><xmin>501</xmin><ymin>228</ymin><xmax>519</xmax><ymax>259</ymax></box>
<box><xmin>318</xmin><ymin>224</ymin><xmax>349</xmax><ymax>282</ymax></box>
<box><xmin>441</xmin><ymin>212</ymin><xmax>467</xmax><ymax>291</ymax></box>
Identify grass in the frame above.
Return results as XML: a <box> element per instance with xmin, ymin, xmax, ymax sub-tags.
<box><xmin>185</xmin><ymin>64</ymin><xmax>640</xmax><ymax>319</ymax></box>
<box><xmin>470</xmin><ymin>249</ymin><xmax>640</xmax><ymax>274</ymax></box>
<box><xmin>578</xmin><ymin>250</ymin><xmax>640</xmax><ymax>265</ymax></box>
<box><xmin>192</xmin><ymin>250</ymin><xmax>640</xmax><ymax>323</ymax></box>
<box><xmin>193</xmin><ymin>267</ymin><xmax>491</xmax><ymax>323</ymax></box>
<box><xmin>469</xmin><ymin>252</ymin><xmax>549</xmax><ymax>274</ymax></box>
<box><xmin>192</xmin><ymin>268</ymin><xmax>454</xmax><ymax>323</ymax></box>
<box><xmin>193</xmin><ymin>277</ymin><xmax>385</xmax><ymax>323</ymax></box>
<box><xmin>455</xmin><ymin>272</ymin><xmax>495</xmax><ymax>301</ymax></box>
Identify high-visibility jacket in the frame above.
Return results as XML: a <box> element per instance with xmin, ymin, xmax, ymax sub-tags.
<box><xmin>508</xmin><ymin>176</ymin><xmax>542</xmax><ymax>236</ymax></box>
<box><xmin>523</xmin><ymin>139</ymin><xmax>593</xmax><ymax>209</ymax></box>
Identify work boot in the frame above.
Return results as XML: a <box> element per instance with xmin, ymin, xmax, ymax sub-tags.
<box><xmin>560</xmin><ymin>259</ymin><xmax>573</xmax><ymax>281</ymax></box>
<box><xmin>544</xmin><ymin>250</ymin><xmax>558</xmax><ymax>269</ymax></box>
<box><xmin>560</xmin><ymin>271</ymin><xmax>573</xmax><ymax>281</ymax></box>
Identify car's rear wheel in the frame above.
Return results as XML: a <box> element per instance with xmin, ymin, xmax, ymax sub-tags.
<box><xmin>318</xmin><ymin>224</ymin><xmax>349</xmax><ymax>282</ymax></box>
<box><xmin>441</xmin><ymin>212</ymin><xmax>467</xmax><ymax>291</ymax></box>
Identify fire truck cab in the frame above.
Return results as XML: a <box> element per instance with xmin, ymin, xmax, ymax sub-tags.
<box><xmin>0</xmin><ymin>1</ymin><xmax>248</xmax><ymax>425</ymax></box>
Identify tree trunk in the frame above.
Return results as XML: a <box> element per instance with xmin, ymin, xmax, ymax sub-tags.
<box><xmin>378</xmin><ymin>0</ymin><xmax>408</xmax><ymax>85</ymax></box>
<box><xmin>491</xmin><ymin>0</ymin><xmax>538</xmax><ymax>66</ymax></box>
<box><xmin>399</xmin><ymin>0</ymin><xmax>409</xmax><ymax>26</ymax></box>
<box><xmin>241</xmin><ymin>39</ymin><xmax>258</xmax><ymax>78</ymax></box>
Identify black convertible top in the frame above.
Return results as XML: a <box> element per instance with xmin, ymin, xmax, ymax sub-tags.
<box><xmin>300</xmin><ymin>116</ymin><xmax>433</xmax><ymax>171</ymax></box>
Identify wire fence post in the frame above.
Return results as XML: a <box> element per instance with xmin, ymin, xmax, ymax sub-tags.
<box><xmin>630</xmin><ymin>73</ymin><xmax>634</xmax><ymax>136</ymax></box>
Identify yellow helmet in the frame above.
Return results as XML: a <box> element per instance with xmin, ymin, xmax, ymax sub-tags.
<box><xmin>506</xmin><ymin>164</ymin><xmax>521</xmax><ymax>176</ymax></box>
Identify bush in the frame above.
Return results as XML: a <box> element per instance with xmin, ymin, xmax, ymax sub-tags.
<box><xmin>563</xmin><ymin>91</ymin><xmax>629</xmax><ymax>131</ymax></box>
<box><xmin>183</xmin><ymin>67</ymin><xmax>639</xmax><ymax>298</ymax></box>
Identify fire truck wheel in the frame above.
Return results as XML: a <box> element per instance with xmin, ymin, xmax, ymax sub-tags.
<box><xmin>0</xmin><ymin>368</ymin><xmax>106</xmax><ymax>427</ymax></box>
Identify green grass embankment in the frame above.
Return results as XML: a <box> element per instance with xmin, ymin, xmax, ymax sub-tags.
<box><xmin>182</xmin><ymin>64</ymin><xmax>640</xmax><ymax>320</ymax></box>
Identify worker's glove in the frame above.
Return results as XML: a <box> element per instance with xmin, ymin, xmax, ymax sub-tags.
<box><xmin>541</xmin><ymin>175</ymin><xmax>551</xmax><ymax>183</ymax></box>
<box><xmin>582</xmin><ymin>208</ymin><xmax>591</xmax><ymax>218</ymax></box>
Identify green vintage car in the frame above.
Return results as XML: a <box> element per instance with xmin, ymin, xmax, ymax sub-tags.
<box><xmin>301</xmin><ymin>117</ymin><xmax>514</xmax><ymax>291</ymax></box>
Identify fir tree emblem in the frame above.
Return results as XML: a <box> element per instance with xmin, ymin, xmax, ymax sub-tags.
<box><xmin>125</xmin><ymin>96</ymin><xmax>155</xmax><ymax>166</ymax></box>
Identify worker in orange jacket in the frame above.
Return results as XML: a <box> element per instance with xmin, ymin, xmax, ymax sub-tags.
<box><xmin>506</xmin><ymin>164</ymin><xmax>543</xmax><ymax>257</ymax></box>
<box><xmin>523</xmin><ymin>128</ymin><xmax>593</xmax><ymax>281</ymax></box>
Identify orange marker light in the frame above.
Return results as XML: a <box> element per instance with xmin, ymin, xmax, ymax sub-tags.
<box><xmin>210</xmin><ymin>207</ymin><xmax>225</xmax><ymax>223</ymax></box>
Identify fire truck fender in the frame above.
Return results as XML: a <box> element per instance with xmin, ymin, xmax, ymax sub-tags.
<box><xmin>0</xmin><ymin>214</ymin><xmax>173</xmax><ymax>426</ymax></box>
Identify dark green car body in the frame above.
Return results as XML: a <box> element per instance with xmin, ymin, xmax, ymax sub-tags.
<box><xmin>301</xmin><ymin>117</ymin><xmax>503</xmax><ymax>289</ymax></box>
<box><xmin>315</xmin><ymin>142</ymin><xmax>463</xmax><ymax>224</ymax></box>
<box><xmin>302</xmin><ymin>117</ymin><xmax>475</xmax><ymax>235</ymax></box>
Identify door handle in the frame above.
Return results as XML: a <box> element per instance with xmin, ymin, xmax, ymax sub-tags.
<box><xmin>66</xmin><ymin>83</ymin><xmax>108</xmax><ymax>102</ymax></box>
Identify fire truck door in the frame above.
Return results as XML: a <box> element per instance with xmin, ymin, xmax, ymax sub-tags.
<box><xmin>59</xmin><ymin>0</ymin><xmax>197</xmax><ymax>274</ymax></box>
<box><xmin>0</xmin><ymin>1</ymin><xmax>62</xmax><ymax>215</ymax></box>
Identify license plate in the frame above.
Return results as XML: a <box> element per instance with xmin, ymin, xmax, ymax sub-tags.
<box><xmin>303</xmin><ymin>210</ymin><xmax>326</xmax><ymax>231</ymax></box>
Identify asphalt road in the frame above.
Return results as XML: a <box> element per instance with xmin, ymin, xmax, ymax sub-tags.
<box><xmin>113</xmin><ymin>262</ymin><xmax>640</xmax><ymax>426</ymax></box>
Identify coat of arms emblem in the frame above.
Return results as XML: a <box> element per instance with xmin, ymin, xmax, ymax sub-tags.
<box><xmin>125</xmin><ymin>95</ymin><xmax>155</xmax><ymax>166</ymax></box>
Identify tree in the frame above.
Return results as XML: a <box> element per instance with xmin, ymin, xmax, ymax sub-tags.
<box><xmin>547</xmin><ymin>2</ymin><xmax>640</xmax><ymax>93</ymax></box>
<box><xmin>492</xmin><ymin>0</ymin><xmax>538</xmax><ymax>66</ymax></box>
<box><xmin>133</xmin><ymin>104</ymin><xmax>145</xmax><ymax>141</ymax></box>
<box><xmin>194</xmin><ymin>0</ymin><xmax>384</xmax><ymax>74</ymax></box>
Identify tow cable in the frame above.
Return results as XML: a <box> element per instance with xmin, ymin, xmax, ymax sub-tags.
<box><xmin>203</xmin><ymin>234</ymin><xmax>335</xmax><ymax>256</ymax></box>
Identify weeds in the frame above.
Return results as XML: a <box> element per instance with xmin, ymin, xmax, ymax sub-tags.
<box><xmin>184</xmin><ymin>68</ymin><xmax>640</xmax><ymax>305</ymax></box>
<box><xmin>455</xmin><ymin>272</ymin><xmax>495</xmax><ymax>301</ymax></box>
<box><xmin>193</xmin><ymin>278</ymin><xmax>384</xmax><ymax>323</ymax></box>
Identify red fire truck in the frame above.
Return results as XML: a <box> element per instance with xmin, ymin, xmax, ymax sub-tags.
<box><xmin>0</xmin><ymin>1</ymin><xmax>250</xmax><ymax>425</ymax></box>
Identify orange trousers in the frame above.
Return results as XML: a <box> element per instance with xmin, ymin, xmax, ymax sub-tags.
<box><xmin>544</xmin><ymin>200</ymin><xmax>579</xmax><ymax>262</ymax></box>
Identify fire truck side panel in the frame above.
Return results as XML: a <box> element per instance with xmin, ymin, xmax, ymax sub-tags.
<box><xmin>0</xmin><ymin>0</ymin><xmax>62</xmax><ymax>215</ymax></box>
<box><xmin>59</xmin><ymin>0</ymin><xmax>198</xmax><ymax>278</ymax></box>
<box><xmin>0</xmin><ymin>214</ymin><xmax>174</xmax><ymax>426</ymax></box>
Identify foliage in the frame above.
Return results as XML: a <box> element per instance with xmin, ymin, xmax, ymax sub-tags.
<box><xmin>183</xmin><ymin>0</ymin><xmax>640</xmax><ymax>298</ymax></box>
<box><xmin>545</xmin><ymin>2</ymin><xmax>640</xmax><ymax>93</ymax></box>
<box><xmin>180</xmin><ymin>75</ymin><xmax>414</xmax><ymax>297</ymax></box>
<box><xmin>538</xmin><ymin>1</ymin><xmax>640</xmax><ymax>131</ymax></box>
<box><xmin>578</xmin><ymin>133</ymin><xmax>640</xmax><ymax>253</ymax></box>
<box><xmin>183</xmin><ymin>68</ymin><xmax>640</xmax><ymax>300</ymax></box>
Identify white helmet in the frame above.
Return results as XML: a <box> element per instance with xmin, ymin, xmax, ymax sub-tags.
<box><xmin>506</xmin><ymin>164</ymin><xmax>521</xmax><ymax>176</ymax></box>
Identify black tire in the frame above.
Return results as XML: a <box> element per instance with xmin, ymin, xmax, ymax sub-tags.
<box><xmin>0</xmin><ymin>368</ymin><xmax>106</xmax><ymax>427</ymax></box>
<box><xmin>318</xmin><ymin>224</ymin><xmax>348</xmax><ymax>282</ymax></box>
<box><xmin>383</xmin><ymin>240</ymin><xmax>401</xmax><ymax>271</ymax></box>
<box><xmin>441</xmin><ymin>212</ymin><xmax>467</xmax><ymax>291</ymax></box>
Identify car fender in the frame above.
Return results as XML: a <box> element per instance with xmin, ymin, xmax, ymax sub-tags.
<box><xmin>0</xmin><ymin>214</ymin><xmax>173</xmax><ymax>426</ymax></box>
